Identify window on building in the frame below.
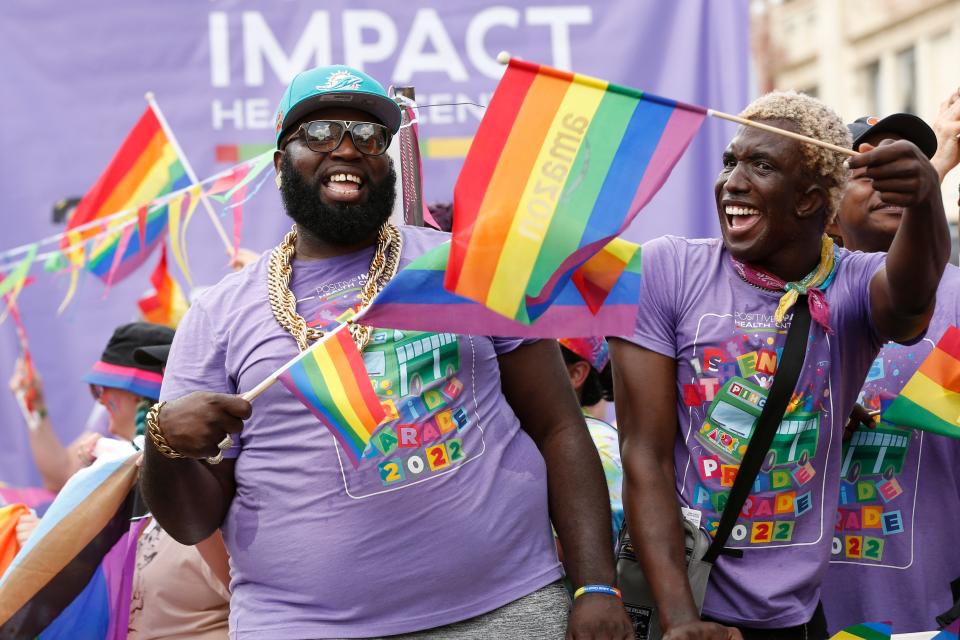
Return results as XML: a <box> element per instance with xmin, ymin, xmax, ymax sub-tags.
<box><xmin>895</xmin><ymin>46</ymin><xmax>917</xmax><ymax>114</ymax></box>
<box><xmin>862</xmin><ymin>61</ymin><xmax>881</xmax><ymax>115</ymax></box>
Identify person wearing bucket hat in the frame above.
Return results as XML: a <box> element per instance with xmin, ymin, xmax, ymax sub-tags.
<box><xmin>820</xmin><ymin>91</ymin><xmax>960</xmax><ymax>632</ymax></box>
<box><xmin>82</xmin><ymin>322</ymin><xmax>173</xmax><ymax>441</ymax></box>
<box><xmin>141</xmin><ymin>64</ymin><xmax>630</xmax><ymax>639</ymax></box>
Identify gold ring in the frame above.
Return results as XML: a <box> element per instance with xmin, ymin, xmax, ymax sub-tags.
<box><xmin>217</xmin><ymin>435</ymin><xmax>234</xmax><ymax>450</ymax></box>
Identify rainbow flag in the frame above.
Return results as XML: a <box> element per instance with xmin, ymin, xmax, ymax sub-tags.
<box><xmin>137</xmin><ymin>244</ymin><xmax>188</xmax><ymax>328</ymax></box>
<box><xmin>0</xmin><ymin>455</ymin><xmax>141</xmax><ymax>639</ymax></box>
<box><xmin>278</xmin><ymin>329</ymin><xmax>386</xmax><ymax>469</ymax></box>
<box><xmin>361</xmin><ymin>238</ymin><xmax>641</xmax><ymax>338</ymax></box>
<box><xmin>0</xmin><ymin>504</ymin><xmax>28</xmax><ymax>578</ymax></box>
<box><xmin>86</xmin><ymin>205</ymin><xmax>169</xmax><ymax>284</ymax></box>
<box><xmin>830</xmin><ymin>622</ymin><xmax>891</xmax><ymax>640</ymax></box>
<box><xmin>66</xmin><ymin>106</ymin><xmax>192</xmax><ymax>283</ymax></box>
<box><xmin>883</xmin><ymin>325</ymin><xmax>960</xmax><ymax>438</ymax></box>
<box><xmin>448</xmin><ymin>58</ymin><xmax>704</xmax><ymax>323</ymax></box>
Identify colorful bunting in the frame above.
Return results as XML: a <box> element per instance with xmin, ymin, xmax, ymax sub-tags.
<box><xmin>933</xmin><ymin>618</ymin><xmax>960</xmax><ymax>639</ymax></box>
<box><xmin>883</xmin><ymin>325</ymin><xmax>960</xmax><ymax>438</ymax></box>
<box><xmin>0</xmin><ymin>244</ymin><xmax>38</xmax><ymax>300</ymax></box>
<box><xmin>361</xmin><ymin>238</ymin><xmax>642</xmax><ymax>338</ymax></box>
<box><xmin>448</xmin><ymin>57</ymin><xmax>704</xmax><ymax>323</ymax></box>
<box><xmin>0</xmin><ymin>504</ymin><xmax>28</xmax><ymax>578</ymax></box>
<box><xmin>278</xmin><ymin>327</ymin><xmax>386</xmax><ymax>469</ymax></box>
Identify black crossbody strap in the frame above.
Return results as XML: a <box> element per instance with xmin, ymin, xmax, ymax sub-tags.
<box><xmin>703</xmin><ymin>298</ymin><xmax>812</xmax><ymax>564</ymax></box>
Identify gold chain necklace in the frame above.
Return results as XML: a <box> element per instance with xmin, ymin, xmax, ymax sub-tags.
<box><xmin>267</xmin><ymin>224</ymin><xmax>402</xmax><ymax>352</ymax></box>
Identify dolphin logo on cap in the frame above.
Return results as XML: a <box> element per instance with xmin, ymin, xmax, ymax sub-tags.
<box><xmin>319</xmin><ymin>70</ymin><xmax>363</xmax><ymax>91</ymax></box>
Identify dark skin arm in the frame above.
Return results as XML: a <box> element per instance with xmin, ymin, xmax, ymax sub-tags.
<box><xmin>860</xmin><ymin>139</ymin><xmax>950</xmax><ymax>342</ymax></box>
<box><xmin>140</xmin><ymin>392</ymin><xmax>250</xmax><ymax>545</ymax></box>
<box><xmin>609</xmin><ymin>340</ymin><xmax>742</xmax><ymax>640</ymax></box>
<box><xmin>498</xmin><ymin>340</ymin><xmax>632</xmax><ymax>640</ymax></box>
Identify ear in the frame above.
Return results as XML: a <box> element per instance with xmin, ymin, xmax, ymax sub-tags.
<box><xmin>567</xmin><ymin>361</ymin><xmax>591</xmax><ymax>392</ymax></box>
<box><xmin>796</xmin><ymin>183</ymin><xmax>828</xmax><ymax>221</ymax></box>
<box><xmin>273</xmin><ymin>149</ymin><xmax>283</xmax><ymax>173</ymax></box>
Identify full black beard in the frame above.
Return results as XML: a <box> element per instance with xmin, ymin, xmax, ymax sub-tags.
<box><xmin>279</xmin><ymin>152</ymin><xmax>397</xmax><ymax>245</ymax></box>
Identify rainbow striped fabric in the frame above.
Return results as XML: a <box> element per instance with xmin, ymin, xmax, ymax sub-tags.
<box><xmin>361</xmin><ymin>238</ymin><xmax>641</xmax><ymax>338</ymax></box>
<box><xmin>883</xmin><ymin>325</ymin><xmax>960</xmax><ymax>439</ymax></box>
<box><xmin>0</xmin><ymin>455</ymin><xmax>141</xmax><ymax>639</ymax></box>
<box><xmin>933</xmin><ymin>618</ymin><xmax>960</xmax><ymax>639</ymax></box>
<box><xmin>829</xmin><ymin>622</ymin><xmax>891</xmax><ymax>640</ymax></box>
<box><xmin>448</xmin><ymin>58</ymin><xmax>704</xmax><ymax>323</ymax></box>
<box><xmin>67</xmin><ymin>106</ymin><xmax>191</xmax><ymax>283</ymax></box>
<box><xmin>83</xmin><ymin>361</ymin><xmax>163</xmax><ymax>400</ymax></box>
<box><xmin>86</xmin><ymin>206</ymin><xmax>169</xmax><ymax>284</ymax></box>
<box><xmin>278</xmin><ymin>329</ymin><xmax>386</xmax><ymax>469</ymax></box>
<box><xmin>137</xmin><ymin>244</ymin><xmax>187</xmax><ymax>328</ymax></box>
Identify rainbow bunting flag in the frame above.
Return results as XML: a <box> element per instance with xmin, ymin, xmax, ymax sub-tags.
<box><xmin>361</xmin><ymin>237</ymin><xmax>641</xmax><ymax>338</ymax></box>
<box><xmin>0</xmin><ymin>504</ymin><xmax>28</xmax><ymax>578</ymax></box>
<box><xmin>0</xmin><ymin>454</ymin><xmax>141</xmax><ymax>639</ymax></box>
<box><xmin>278</xmin><ymin>329</ymin><xmax>386</xmax><ymax>469</ymax></box>
<box><xmin>883</xmin><ymin>325</ymin><xmax>960</xmax><ymax>438</ymax></box>
<box><xmin>137</xmin><ymin>244</ymin><xmax>188</xmax><ymax>328</ymax></box>
<box><xmin>829</xmin><ymin>623</ymin><xmax>891</xmax><ymax>640</ymax></box>
<box><xmin>66</xmin><ymin>105</ymin><xmax>192</xmax><ymax>283</ymax></box>
<box><xmin>447</xmin><ymin>57</ymin><xmax>704</xmax><ymax>323</ymax></box>
<box><xmin>85</xmin><ymin>205</ymin><xmax>169</xmax><ymax>284</ymax></box>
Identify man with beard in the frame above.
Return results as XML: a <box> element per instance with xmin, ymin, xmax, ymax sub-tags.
<box><xmin>139</xmin><ymin>65</ymin><xmax>632</xmax><ymax>639</ymax></box>
<box><xmin>610</xmin><ymin>91</ymin><xmax>949</xmax><ymax>639</ymax></box>
<box><xmin>821</xmin><ymin>95</ymin><xmax>960</xmax><ymax>633</ymax></box>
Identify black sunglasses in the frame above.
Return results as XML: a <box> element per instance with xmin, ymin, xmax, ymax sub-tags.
<box><xmin>284</xmin><ymin>120</ymin><xmax>392</xmax><ymax>156</ymax></box>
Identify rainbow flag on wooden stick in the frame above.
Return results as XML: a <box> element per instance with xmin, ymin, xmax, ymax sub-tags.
<box><xmin>448</xmin><ymin>57</ymin><xmax>704</xmax><ymax>323</ymax></box>
<box><xmin>883</xmin><ymin>325</ymin><xmax>960</xmax><ymax>439</ymax></box>
<box><xmin>66</xmin><ymin>105</ymin><xmax>192</xmax><ymax>284</ymax></box>
<box><xmin>278</xmin><ymin>328</ymin><xmax>386</xmax><ymax>469</ymax></box>
<box><xmin>361</xmin><ymin>237</ymin><xmax>641</xmax><ymax>338</ymax></box>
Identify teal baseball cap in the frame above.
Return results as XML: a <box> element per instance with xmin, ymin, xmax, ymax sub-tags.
<box><xmin>275</xmin><ymin>65</ymin><xmax>402</xmax><ymax>145</ymax></box>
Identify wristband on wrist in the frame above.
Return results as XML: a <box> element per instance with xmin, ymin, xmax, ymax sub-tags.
<box><xmin>573</xmin><ymin>585</ymin><xmax>622</xmax><ymax>600</ymax></box>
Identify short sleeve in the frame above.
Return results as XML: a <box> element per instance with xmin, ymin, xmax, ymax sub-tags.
<box><xmin>491</xmin><ymin>337</ymin><xmax>538</xmax><ymax>355</ymax></box>
<box><xmin>833</xmin><ymin>250</ymin><xmax>887</xmax><ymax>348</ymax></box>
<box><xmin>621</xmin><ymin>236</ymin><xmax>681</xmax><ymax>358</ymax></box>
<box><xmin>160</xmin><ymin>303</ymin><xmax>231</xmax><ymax>402</ymax></box>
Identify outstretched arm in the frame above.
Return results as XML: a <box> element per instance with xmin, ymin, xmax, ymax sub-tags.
<box><xmin>610</xmin><ymin>339</ymin><xmax>741</xmax><ymax>640</ymax></box>
<box><xmin>498</xmin><ymin>339</ymin><xmax>633</xmax><ymax>640</ymax></box>
<box><xmin>856</xmin><ymin>139</ymin><xmax>950</xmax><ymax>342</ymax></box>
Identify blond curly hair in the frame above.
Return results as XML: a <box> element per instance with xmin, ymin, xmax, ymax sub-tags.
<box><xmin>739</xmin><ymin>91</ymin><xmax>851</xmax><ymax>221</ymax></box>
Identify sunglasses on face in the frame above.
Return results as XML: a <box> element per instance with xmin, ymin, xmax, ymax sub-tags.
<box><xmin>284</xmin><ymin>120</ymin><xmax>392</xmax><ymax>156</ymax></box>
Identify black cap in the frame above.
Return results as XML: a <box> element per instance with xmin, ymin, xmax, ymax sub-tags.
<box><xmin>848</xmin><ymin>114</ymin><xmax>937</xmax><ymax>159</ymax></box>
<box><xmin>97</xmin><ymin>322</ymin><xmax>174</xmax><ymax>375</ymax></box>
<box><xmin>133</xmin><ymin>344</ymin><xmax>171</xmax><ymax>369</ymax></box>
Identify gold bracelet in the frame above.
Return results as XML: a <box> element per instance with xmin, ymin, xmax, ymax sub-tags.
<box><xmin>146</xmin><ymin>401</ymin><xmax>185</xmax><ymax>459</ymax></box>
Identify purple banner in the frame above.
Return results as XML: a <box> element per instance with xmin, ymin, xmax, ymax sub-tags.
<box><xmin>0</xmin><ymin>0</ymin><xmax>749</xmax><ymax>485</ymax></box>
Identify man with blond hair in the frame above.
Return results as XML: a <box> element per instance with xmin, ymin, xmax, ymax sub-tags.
<box><xmin>611</xmin><ymin>91</ymin><xmax>949</xmax><ymax>639</ymax></box>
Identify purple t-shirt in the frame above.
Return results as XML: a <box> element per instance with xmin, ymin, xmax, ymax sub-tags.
<box><xmin>160</xmin><ymin>225</ymin><xmax>563</xmax><ymax>639</ymax></box>
<box><xmin>822</xmin><ymin>264</ymin><xmax>960</xmax><ymax>633</ymax></box>
<box><xmin>624</xmin><ymin>235</ymin><xmax>886</xmax><ymax>628</ymax></box>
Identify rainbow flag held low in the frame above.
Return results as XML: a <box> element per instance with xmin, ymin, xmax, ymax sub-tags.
<box><xmin>278</xmin><ymin>329</ymin><xmax>387</xmax><ymax>469</ymax></box>
<box><xmin>829</xmin><ymin>622</ymin><xmax>891</xmax><ymax>640</ymax></box>
<box><xmin>0</xmin><ymin>454</ymin><xmax>141</xmax><ymax>639</ymax></box>
<box><xmin>361</xmin><ymin>238</ymin><xmax>641</xmax><ymax>338</ymax></box>
<box><xmin>883</xmin><ymin>325</ymin><xmax>960</xmax><ymax>438</ymax></box>
<box><xmin>137</xmin><ymin>244</ymin><xmax>188</xmax><ymax>328</ymax></box>
<box><xmin>448</xmin><ymin>57</ymin><xmax>704</xmax><ymax>323</ymax></box>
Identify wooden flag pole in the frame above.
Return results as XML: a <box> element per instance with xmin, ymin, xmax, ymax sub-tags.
<box><xmin>144</xmin><ymin>92</ymin><xmax>236</xmax><ymax>256</ymax></box>
<box><xmin>705</xmin><ymin>110</ymin><xmax>858</xmax><ymax>157</ymax></box>
<box><xmin>494</xmin><ymin>51</ymin><xmax>858</xmax><ymax>158</ymax></box>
